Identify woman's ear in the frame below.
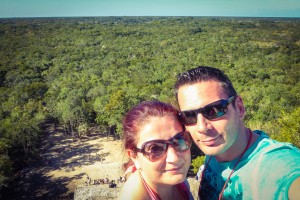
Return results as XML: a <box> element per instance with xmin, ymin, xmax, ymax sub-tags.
<box><xmin>127</xmin><ymin>150</ymin><xmax>140</xmax><ymax>169</ymax></box>
<box><xmin>235</xmin><ymin>96</ymin><xmax>246</xmax><ymax>119</ymax></box>
<box><xmin>127</xmin><ymin>149</ymin><xmax>136</xmax><ymax>158</ymax></box>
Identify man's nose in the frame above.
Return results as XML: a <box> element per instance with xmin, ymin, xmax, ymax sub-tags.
<box><xmin>196</xmin><ymin>113</ymin><xmax>211</xmax><ymax>134</ymax></box>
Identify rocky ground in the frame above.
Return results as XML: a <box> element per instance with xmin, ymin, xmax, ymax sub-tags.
<box><xmin>5</xmin><ymin>125</ymin><xmax>127</xmax><ymax>200</ymax></box>
<box><xmin>4</xmin><ymin>124</ymin><xmax>199</xmax><ymax>200</ymax></box>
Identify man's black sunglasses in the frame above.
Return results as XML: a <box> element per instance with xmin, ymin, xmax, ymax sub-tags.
<box><xmin>178</xmin><ymin>96</ymin><xmax>236</xmax><ymax>125</ymax></box>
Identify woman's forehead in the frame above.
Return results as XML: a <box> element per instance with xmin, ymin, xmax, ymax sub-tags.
<box><xmin>136</xmin><ymin>116</ymin><xmax>182</xmax><ymax>145</ymax></box>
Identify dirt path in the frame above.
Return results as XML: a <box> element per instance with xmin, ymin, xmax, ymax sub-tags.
<box><xmin>8</xmin><ymin>125</ymin><xmax>127</xmax><ymax>200</ymax></box>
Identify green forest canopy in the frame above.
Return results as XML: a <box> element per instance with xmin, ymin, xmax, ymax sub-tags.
<box><xmin>0</xmin><ymin>16</ymin><xmax>299</xmax><ymax>191</ymax></box>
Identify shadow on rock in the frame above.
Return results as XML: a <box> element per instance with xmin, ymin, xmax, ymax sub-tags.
<box><xmin>2</xmin><ymin>124</ymin><xmax>116</xmax><ymax>200</ymax></box>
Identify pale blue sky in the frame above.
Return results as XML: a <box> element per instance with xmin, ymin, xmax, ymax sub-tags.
<box><xmin>0</xmin><ymin>0</ymin><xmax>299</xmax><ymax>18</ymax></box>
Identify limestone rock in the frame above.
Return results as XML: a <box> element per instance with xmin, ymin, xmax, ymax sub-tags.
<box><xmin>74</xmin><ymin>178</ymin><xmax>199</xmax><ymax>199</ymax></box>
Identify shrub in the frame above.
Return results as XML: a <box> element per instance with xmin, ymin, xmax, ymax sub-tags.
<box><xmin>191</xmin><ymin>155</ymin><xmax>206</xmax><ymax>174</ymax></box>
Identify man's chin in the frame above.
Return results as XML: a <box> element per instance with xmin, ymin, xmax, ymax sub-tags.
<box><xmin>201</xmin><ymin>145</ymin><xmax>224</xmax><ymax>156</ymax></box>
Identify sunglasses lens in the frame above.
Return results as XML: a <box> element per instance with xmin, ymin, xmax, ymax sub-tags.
<box><xmin>173</xmin><ymin>132</ymin><xmax>192</xmax><ymax>151</ymax></box>
<box><xmin>203</xmin><ymin>101</ymin><xmax>227</xmax><ymax>119</ymax></box>
<box><xmin>179</xmin><ymin>111</ymin><xmax>197</xmax><ymax>125</ymax></box>
<box><xmin>144</xmin><ymin>142</ymin><xmax>167</xmax><ymax>161</ymax></box>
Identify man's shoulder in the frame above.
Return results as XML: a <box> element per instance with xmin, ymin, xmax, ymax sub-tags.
<box><xmin>250</xmin><ymin>130</ymin><xmax>300</xmax><ymax>167</ymax></box>
<box><xmin>254</xmin><ymin>130</ymin><xmax>300</xmax><ymax>153</ymax></box>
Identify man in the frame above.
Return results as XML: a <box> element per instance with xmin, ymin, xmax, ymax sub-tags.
<box><xmin>175</xmin><ymin>66</ymin><xmax>300</xmax><ymax>200</ymax></box>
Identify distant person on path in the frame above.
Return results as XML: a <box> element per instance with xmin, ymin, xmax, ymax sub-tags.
<box><xmin>174</xmin><ymin>66</ymin><xmax>300</xmax><ymax>200</ymax></box>
<box><xmin>118</xmin><ymin>101</ymin><xmax>194</xmax><ymax>200</ymax></box>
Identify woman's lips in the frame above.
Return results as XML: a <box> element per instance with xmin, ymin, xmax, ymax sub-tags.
<box><xmin>165</xmin><ymin>164</ymin><xmax>184</xmax><ymax>173</ymax></box>
<box><xmin>201</xmin><ymin>135</ymin><xmax>221</xmax><ymax>146</ymax></box>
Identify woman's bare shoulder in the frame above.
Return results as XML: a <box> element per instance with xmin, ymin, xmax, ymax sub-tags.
<box><xmin>118</xmin><ymin>171</ymin><xmax>148</xmax><ymax>200</ymax></box>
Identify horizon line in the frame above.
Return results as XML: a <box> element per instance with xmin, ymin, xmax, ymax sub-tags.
<box><xmin>1</xmin><ymin>15</ymin><xmax>300</xmax><ymax>19</ymax></box>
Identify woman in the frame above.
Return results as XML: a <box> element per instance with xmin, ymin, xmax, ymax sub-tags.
<box><xmin>119</xmin><ymin>100</ymin><xmax>194</xmax><ymax>200</ymax></box>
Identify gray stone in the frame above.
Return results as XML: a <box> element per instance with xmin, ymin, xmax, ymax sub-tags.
<box><xmin>74</xmin><ymin>178</ymin><xmax>199</xmax><ymax>199</ymax></box>
<box><xmin>74</xmin><ymin>185</ymin><xmax>123</xmax><ymax>200</ymax></box>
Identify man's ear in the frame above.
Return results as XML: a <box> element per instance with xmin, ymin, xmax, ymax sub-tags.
<box><xmin>127</xmin><ymin>150</ymin><xmax>140</xmax><ymax>169</ymax></box>
<box><xmin>235</xmin><ymin>96</ymin><xmax>246</xmax><ymax>119</ymax></box>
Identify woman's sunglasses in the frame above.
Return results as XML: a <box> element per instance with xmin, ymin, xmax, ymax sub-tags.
<box><xmin>178</xmin><ymin>96</ymin><xmax>236</xmax><ymax>126</ymax></box>
<box><xmin>135</xmin><ymin>131</ymin><xmax>192</xmax><ymax>162</ymax></box>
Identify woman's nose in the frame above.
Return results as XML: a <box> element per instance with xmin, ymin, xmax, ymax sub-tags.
<box><xmin>165</xmin><ymin>145</ymin><xmax>180</xmax><ymax>163</ymax></box>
